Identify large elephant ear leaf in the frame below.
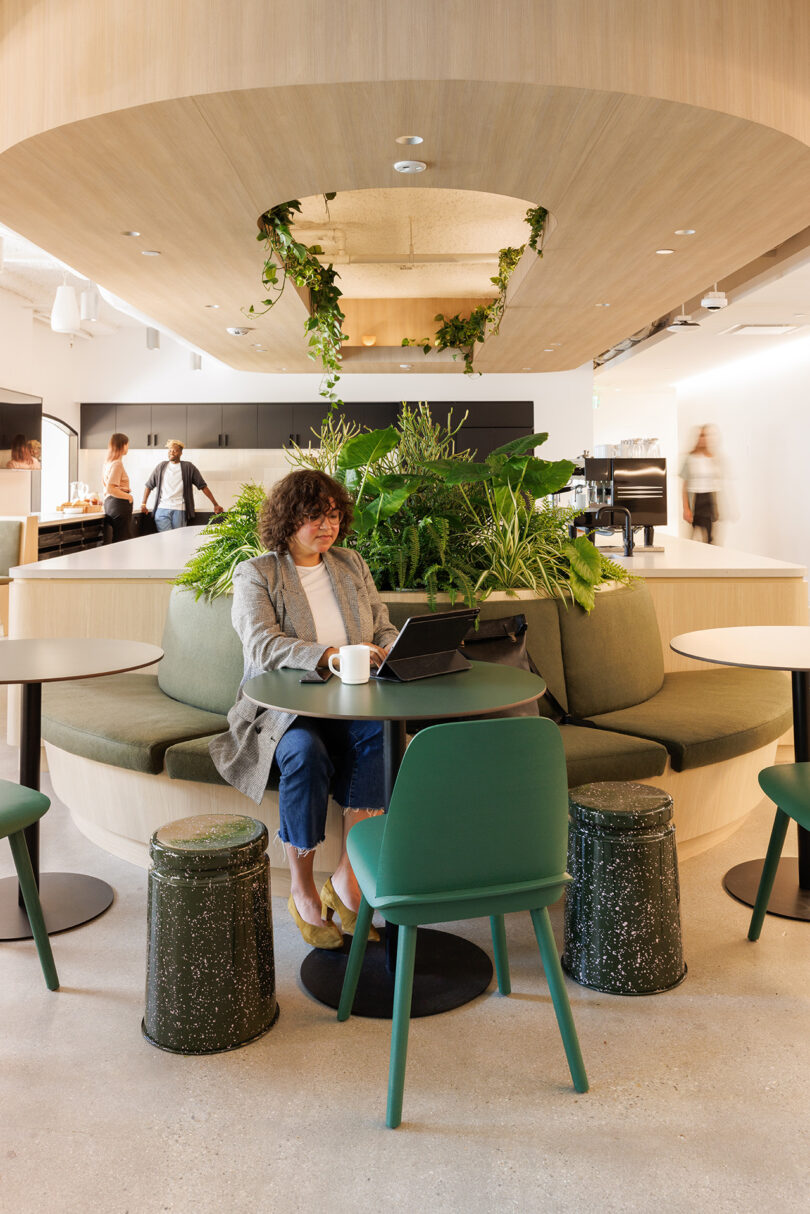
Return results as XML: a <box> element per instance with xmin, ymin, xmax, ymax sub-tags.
<box><xmin>564</xmin><ymin>535</ymin><xmax>603</xmax><ymax>584</ymax></box>
<box><xmin>520</xmin><ymin>457</ymin><xmax>575</xmax><ymax>498</ymax></box>
<box><xmin>421</xmin><ymin>458</ymin><xmax>491</xmax><ymax>485</ymax></box>
<box><xmin>337</xmin><ymin>426</ymin><xmax>399</xmax><ymax>470</ymax></box>
<box><xmin>354</xmin><ymin>485</ymin><xmax>419</xmax><ymax>534</ymax></box>
<box><xmin>568</xmin><ymin>570</ymin><xmax>596</xmax><ymax>613</ymax></box>
<box><xmin>488</xmin><ymin>432</ymin><xmax>549</xmax><ymax>459</ymax></box>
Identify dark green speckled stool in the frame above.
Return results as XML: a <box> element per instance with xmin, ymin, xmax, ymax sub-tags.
<box><xmin>563</xmin><ymin>782</ymin><xmax>686</xmax><ymax>995</ymax></box>
<box><xmin>143</xmin><ymin>813</ymin><xmax>279</xmax><ymax>1053</ymax></box>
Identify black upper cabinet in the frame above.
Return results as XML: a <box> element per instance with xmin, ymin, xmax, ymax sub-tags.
<box><xmin>410</xmin><ymin>401</ymin><xmax>534</xmax><ymax>429</ymax></box>
<box><xmin>186</xmin><ymin>404</ymin><xmax>257</xmax><ymax>448</ymax></box>
<box><xmin>257</xmin><ymin>405</ymin><xmax>294</xmax><ymax>449</ymax></box>
<box><xmin>150</xmin><ymin>404</ymin><xmax>187</xmax><ymax>449</ymax></box>
<box><xmin>115</xmin><ymin>405</ymin><xmax>153</xmax><ymax>449</ymax></box>
<box><xmin>80</xmin><ymin>404</ymin><xmax>118</xmax><ymax>449</ymax></box>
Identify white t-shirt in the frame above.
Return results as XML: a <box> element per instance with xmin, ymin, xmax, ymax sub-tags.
<box><xmin>159</xmin><ymin>462</ymin><xmax>185</xmax><ymax>510</ymax></box>
<box><xmin>680</xmin><ymin>453</ymin><xmax>722</xmax><ymax>495</ymax></box>
<box><xmin>295</xmin><ymin>561</ymin><xmax>348</xmax><ymax>648</ymax></box>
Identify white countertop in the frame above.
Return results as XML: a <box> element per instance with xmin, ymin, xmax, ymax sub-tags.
<box><xmin>9</xmin><ymin>527</ymin><xmax>806</xmax><ymax>581</ymax></box>
<box><xmin>11</xmin><ymin>525</ymin><xmax>207</xmax><ymax>579</ymax></box>
<box><xmin>38</xmin><ymin>510</ymin><xmax>106</xmax><ymax>525</ymax></box>
<box><xmin>594</xmin><ymin>534</ymin><xmax>806</xmax><ymax>579</ymax></box>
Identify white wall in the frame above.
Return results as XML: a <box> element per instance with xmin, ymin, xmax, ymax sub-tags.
<box><xmin>593</xmin><ymin>384</ymin><xmax>679</xmax><ymax>533</ymax></box>
<box><xmin>675</xmin><ymin>335</ymin><xmax>810</xmax><ymax>569</ymax></box>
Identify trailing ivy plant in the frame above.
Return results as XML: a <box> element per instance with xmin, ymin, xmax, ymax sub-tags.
<box><xmin>174</xmin><ymin>482</ymin><xmax>267</xmax><ymax>600</ymax></box>
<box><xmin>402</xmin><ymin>206</ymin><xmax>548</xmax><ymax>373</ymax></box>
<box><xmin>250</xmin><ymin>196</ymin><xmax>345</xmax><ymax>404</ymax></box>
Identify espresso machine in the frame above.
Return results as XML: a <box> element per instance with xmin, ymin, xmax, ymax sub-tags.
<box><xmin>569</xmin><ymin>457</ymin><xmax>667</xmax><ymax>553</ymax></box>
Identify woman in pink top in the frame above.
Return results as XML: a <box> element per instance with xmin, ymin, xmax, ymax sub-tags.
<box><xmin>6</xmin><ymin>434</ymin><xmax>41</xmax><ymax>469</ymax></box>
<box><xmin>102</xmin><ymin>432</ymin><xmax>133</xmax><ymax>543</ymax></box>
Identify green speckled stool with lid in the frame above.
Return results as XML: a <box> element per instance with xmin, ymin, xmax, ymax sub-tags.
<box><xmin>143</xmin><ymin>813</ymin><xmax>279</xmax><ymax>1053</ymax></box>
<box><xmin>563</xmin><ymin>782</ymin><xmax>686</xmax><ymax>995</ymax></box>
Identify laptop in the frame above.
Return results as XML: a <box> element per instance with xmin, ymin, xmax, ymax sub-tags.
<box><xmin>373</xmin><ymin>607</ymin><xmax>480</xmax><ymax>682</ymax></box>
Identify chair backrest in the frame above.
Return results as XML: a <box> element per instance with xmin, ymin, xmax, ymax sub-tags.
<box><xmin>375</xmin><ymin>716</ymin><xmax>570</xmax><ymax>900</ymax></box>
<box><xmin>556</xmin><ymin>580</ymin><xmax>665</xmax><ymax>717</ymax></box>
<box><xmin>158</xmin><ymin>587</ymin><xmax>243</xmax><ymax>714</ymax></box>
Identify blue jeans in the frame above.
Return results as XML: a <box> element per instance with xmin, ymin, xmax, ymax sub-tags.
<box><xmin>273</xmin><ymin>717</ymin><xmax>385</xmax><ymax>852</ymax></box>
<box><xmin>154</xmin><ymin>508</ymin><xmax>186</xmax><ymax>531</ymax></box>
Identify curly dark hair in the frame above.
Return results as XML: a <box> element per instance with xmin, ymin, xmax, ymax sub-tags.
<box><xmin>259</xmin><ymin>469</ymin><xmax>354</xmax><ymax>554</ymax></box>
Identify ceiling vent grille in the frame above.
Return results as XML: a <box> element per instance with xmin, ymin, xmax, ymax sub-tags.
<box><xmin>719</xmin><ymin>323</ymin><xmax>802</xmax><ymax>336</ymax></box>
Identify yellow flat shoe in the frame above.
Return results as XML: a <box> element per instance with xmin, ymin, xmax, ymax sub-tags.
<box><xmin>287</xmin><ymin>894</ymin><xmax>343</xmax><ymax>949</ymax></box>
<box><xmin>321</xmin><ymin>877</ymin><xmax>380</xmax><ymax>942</ymax></box>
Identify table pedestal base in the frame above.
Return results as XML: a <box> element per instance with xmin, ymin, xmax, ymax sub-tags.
<box><xmin>0</xmin><ymin>872</ymin><xmax>114</xmax><ymax>939</ymax></box>
<box><xmin>723</xmin><ymin>858</ymin><xmax>810</xmax><ymax>922</ymax></box>
<box><xmin>299</xmin><ymin>928</ymin><xmax>494</xmax><ymax>1018</ymax></box>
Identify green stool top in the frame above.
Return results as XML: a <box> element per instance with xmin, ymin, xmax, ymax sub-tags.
<box><xmin>758</xmin><ymin>763</ymin><xmax>810</xmax><ymax>829</ymax></box>
<box><xmin>568</xmin><ymin>781</ymin><xmax>673</xmax><ymax>833</ymax></box>
<box><xmin>0</xmin><ymin>780</ymin><xmax>51</xmax><ymax>835</ymax></box>
<box><xmin>151</xmin><ymin>814</ymin><xmax>268</xmax><ymax>872</ymax></box>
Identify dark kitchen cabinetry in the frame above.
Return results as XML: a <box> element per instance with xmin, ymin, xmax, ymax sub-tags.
<box><xmin>81</xmin><ymin>404</ymin><xmax>187</xmax><ymax>449</ymax></box>
<box><xmin>257</xmin><ymin>405</ymin><xmax>294</xmax><ymax>449</ymax></box>
<box><xmin>406</xmin><ymin>401</ymin><xmax>534</xmax><ymax>458</ymax></box>
<box><xmin>37</xmin><ymin>515</ymin><xmax>105</xmax><ymax>560</ymax></box>
<box><xmin>186</xmin><ymin>403</ymin><xmax>257</xmax><ymax>449</ymax></box>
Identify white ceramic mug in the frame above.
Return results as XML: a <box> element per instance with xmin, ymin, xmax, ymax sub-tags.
<box><xmin>328</xmin><ymin>644</ymin><xmax>371</xmax><ymax>684</ymax></box>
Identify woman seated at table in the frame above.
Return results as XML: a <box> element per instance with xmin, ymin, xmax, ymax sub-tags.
<box><xmin>210</xmin><ymin>468</ymin><xmax>399</xmax><ymax>949</ymax></box>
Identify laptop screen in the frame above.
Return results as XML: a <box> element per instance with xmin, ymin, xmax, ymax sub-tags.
<box><xmin>375</xmin><ymin>607</ymin><xmax>479</xmax><ymax>678</ymax></box>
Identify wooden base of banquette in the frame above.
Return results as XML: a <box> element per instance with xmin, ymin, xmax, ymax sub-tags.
<box><xmin>45</xmin><ymin>735</ymin><xmax>779</xmax><ymax>874</ymax></box>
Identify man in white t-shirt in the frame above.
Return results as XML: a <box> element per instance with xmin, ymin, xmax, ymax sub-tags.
<box><xmin>141</xmin><ymin>440</ymin><xmax>223</xmax><ymax>531</ymax></box>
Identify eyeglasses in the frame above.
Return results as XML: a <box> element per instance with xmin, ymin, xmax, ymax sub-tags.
<box><xmin>304</xmin><ymin>509</ymin><xmax>343</xmax><ymax>527</ymax></box>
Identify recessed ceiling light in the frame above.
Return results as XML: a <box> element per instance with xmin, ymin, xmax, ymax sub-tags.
<box><xmin>226</xmin><ymin>326</ymin><xmax>253</xmax><ymax>336</ymax></box>
<box><xmin>393</xmin><ymin>160</ymin><xmax>427</xmax><ymax>174</ymax></box>
<box><xmin>141</xmin><ymin>249</ymin><xmax>161</xmax><ymax>256</ymax></box>
<box><xmin>121</xmin><ymin>230</ymin><xmax>141</xmax><ymax>237</ymax></box>
<box><xmin>549</xmin><ymin>342</ymin><xmax>561</xmax><ymax>347</ymax></box>
<box><xmin>522</xmin><ymin>366</ymin><xmax>532</xmax><ymax>371</ymax></box>
<box><xmin>544</xmin><ymin>348</ymin><xmax>554</xmax><ymax>352</ymax></box>
<box><xmin>205</xmin><ymin>303</ymin><xmax>220</xmax><ymax>309</ymax></box>
<box><xmin>674</xmin><ymin>229</ymin><xmax>696</xmax><ymax>236</ymax></box>
<box><xmin>595</xmin><ymin>302</ymin><xmax>611</xmax><ymax>307</ymax></box>
<box><xmin>395</xmin><ymin>135</ymin><xmax>423</xmax><ymax>145</ymax></box>
<box><xmin>656</xmin><ymin>248</ymin><xmax>675</xmax><ymax>255</ymax></box>
<box><xmin>399</xmin><ymin>363</ymin><xmax>412</xmax><ymax>369</ymax></box>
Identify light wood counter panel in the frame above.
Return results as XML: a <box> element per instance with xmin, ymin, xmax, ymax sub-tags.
<box><xmin>0</xmin><ymin>4</ymin><xmax>809</xmax><ymax>372</ymax></box>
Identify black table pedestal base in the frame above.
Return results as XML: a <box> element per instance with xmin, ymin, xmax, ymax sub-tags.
<box><xmin>299</xmin><ymin>928</ymin><xmax>494</xmax><ymax>1018</ymax></box>
<box><xmin>723</xmin><ymin>858</ymin><xmax>810</xmax><ymax>922</ymax></box>
<box><xmin>0</xmin><ymin>872</ymin><xmax>114</xmax><ymax>939</ymax></box>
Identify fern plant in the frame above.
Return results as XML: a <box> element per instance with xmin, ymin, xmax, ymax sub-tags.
<box><xmin>174</xmin><ymin>482</ymin><xmax>267</xmax><ymax>600</ymax></box>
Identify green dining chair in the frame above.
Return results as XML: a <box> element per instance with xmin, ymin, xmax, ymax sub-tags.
<box><xmin>337</xmin><ymin>716</ymin><xmax>588</xmax><ymax>1128</ymax></box>
<box><xmin>0</xmin><ymin>781</ymin><xmax>59</xmax><ymax>990</ymax></box>
<box><xmin>749</xmin><ymin>762</ymin><xmax>810</xmax><ymax>941</ymax></box>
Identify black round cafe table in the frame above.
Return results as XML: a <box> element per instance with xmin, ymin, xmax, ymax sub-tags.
<box><xmin>0</xmin><ymin>637</ymin><xmax>163</xmax><ymax>939</ymax></box>
<box><xmin>244</xmin><ymin>661</ymin><xmax>546</xmax><ymax>1017</ymax></box>
<box><xmin>671</xmin><ymin>626</ymin><xmax>810</xmax><ymax>921</ymax></box>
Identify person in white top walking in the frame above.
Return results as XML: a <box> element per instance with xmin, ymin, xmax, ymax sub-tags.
<box><xmin>680</xmin><ymin>424</ymin><xmax>724</xmax><ymax>544</ymax></box>
<box><xmin>141</xmin><ymin>439</ymin><xmax>223</xmax><ymax>531</ymax></box>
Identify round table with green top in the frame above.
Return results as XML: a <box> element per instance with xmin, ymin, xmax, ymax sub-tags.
<box><xmin>244</xmin><ymin>661</ymin><xmax>546</xmax><ymax>1018</ymax></box>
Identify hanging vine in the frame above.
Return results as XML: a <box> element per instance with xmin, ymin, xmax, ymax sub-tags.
<box><xmin>250</xmin><ymin>195</ymin><xmax>345</xmax><ymax>404</ymax></box>
<box><xmin>402</xmin><ymin>205</ymin><xmax>549</xmax><ymax>373</ymax></box>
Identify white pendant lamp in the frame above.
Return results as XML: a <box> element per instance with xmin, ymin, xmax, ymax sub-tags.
<box><xmin>51</xmin><ymin>277</ymin><xmax>80</xmax><ymax>332</ymax></box>
<box><xmin>80</xmin><ymin>284</ymin><xmax>101</xmax><ymax>322</ymax></box>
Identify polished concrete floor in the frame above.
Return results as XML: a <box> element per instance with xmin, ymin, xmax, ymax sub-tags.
<box><xmin>0</xmin><ymin>729</ymin><xmax>808</xmax><ymax>1214</ymax></box>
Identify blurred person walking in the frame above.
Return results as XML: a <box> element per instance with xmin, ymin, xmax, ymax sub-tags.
<box><xmin>680</xmin><ymin>425</ymin><xmax>724</xmax><ymax>544</ymax></box>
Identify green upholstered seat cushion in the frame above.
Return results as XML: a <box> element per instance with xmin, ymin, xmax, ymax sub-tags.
<box><xmin>384</xmin><ymin>594</ymin><xmax>568</xmax><ymax>713</ymax></box>
<box><xmin>758</xmin><ymin>763</ymin><xmax>810</xmax><ymax>829</ymax></box>
<box><xmin>165</xmin><ymin>733</ymin><xmax>280</xmax><ymax>789</ymax></box>
<box><xmin>0</xmin><ymin>520</ymin><xmax>21</xmax><ymax>578</ymax></box>
<box><xmin>585</xmin><ymin>668</ymin><xmax>791</xmax><ymax>771</ymax></box>
<box><xmin>0</xmin><ymin>781</ymin><xmax>50</xmax><ymax>834</ymax></box>
<box><xmin>558</xmin><ymin>724</ymin><xmax>668</xmax><ymax>787</ymax></box>
<box><xmin>557</xmin><ymin>582</ymin><xmax>664</xmax><ymax>718</ymax></box>
<box><xmin>42</xmin><ymin>674</ymin><xmax>229</xmax><ymax>774</ymax></box>
<box><xmin>158</xmin><ymin>587</ymin><xmax>243</xmax><ymax>715</ymax></box>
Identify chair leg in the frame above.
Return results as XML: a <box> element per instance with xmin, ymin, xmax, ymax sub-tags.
<box><xmin>748</xmin><ymin>808</ymin><xmax>791</xmax><ymax>942</ymax></box>
<box><xmin>7</xmin><ymin>831</ymin><xmax>59</xmax><ymax>991</ymax></box>
<box><xmin>337</xmin><ymin>897</ymin><xmax>374</xmax><ymax>1020</ymax></box>
<box><xmin>489</xmin><ymin>914</ymin><xmax>511</xmax><ymax>995</ymax></box>
<box><xmin>530</xmin><ymin>907</ymin><xmax>588</xmax><ymax>1093</ymax></box>
<box><xmin>387</xmin><ymin>923</ymin><xmax>417</xmax><ymax>1129</ymax></box>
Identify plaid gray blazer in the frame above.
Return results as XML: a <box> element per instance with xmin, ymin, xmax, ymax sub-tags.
<box><xmin>209</xmin><ymin>548</ymin><xmax>399</xmax><ymax>804</ymax></box>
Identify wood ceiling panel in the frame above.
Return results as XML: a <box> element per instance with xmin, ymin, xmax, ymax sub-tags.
<box><xmin>0</xmin><ymin>61</ymin><xmax>807</xmax><ymax>372</ymax></box>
